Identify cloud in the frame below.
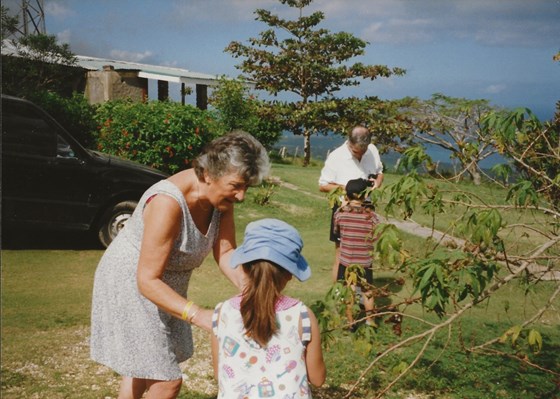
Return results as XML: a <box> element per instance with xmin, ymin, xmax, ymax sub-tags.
<box><xmin>161</xmin><ymin>60</ymin><xmax>179</xmax><ymax>68</ymax></box>
<box><xmin>362</xmin><ymin>18</ymin><xmax>435</xmax><ymax>44</ymax></box>
<box><xmin>109</xmin><ymin>49</ymin><xmax>155</xmax><ymax>63</ymax></box>
<box><xmin>484</xmin><ymin>84</ymin><xmax>507</xmax><ymax>94</ymax></box>
<box><xmin>315</xmin><ymin>0</ymin><xmax>560</xmax><ymax>48</ymax></box>
<box><xmin>44</xmin><ymin>1</ymin><xmax>74</xmax><ymax>19</ymax></box>
<box><xmin>161</xmin><ymin>0</ymin><xmax>558</xmax><ymax>49</ymax></box>
<box><xmin>169</xmin><ymin>0</ymin><xmax>277</xmax><ymax>24</ymax></box>
<box><xmin>56</xmin><ymin>29</ymin><xmax>71</xmax><ymax>44</ymax></box>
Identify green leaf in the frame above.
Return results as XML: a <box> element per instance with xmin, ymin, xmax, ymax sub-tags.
<box><xmin>418</xmin><ymin>265</ymin><xmax>435</xmax><ymax>290</ymax></box>
<box><xmin>500</xmin><ymin>325</ymin><xmax>522</xmax><ymax>346</ymax></box>
<box><xmin>527</xmin><ymin>329</ymin><xmax>542</xmax><ymax>353</ymax></box>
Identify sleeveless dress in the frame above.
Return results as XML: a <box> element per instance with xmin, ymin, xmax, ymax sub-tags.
<box><xmin>90</xmin><ymin>179</ymin><xmax>221</xmax><ymax>380</ymax></box>
<box><xmin>212</xmin><ymin>295</ymin><xmax>313</xmax><ymax>398</ymax></box>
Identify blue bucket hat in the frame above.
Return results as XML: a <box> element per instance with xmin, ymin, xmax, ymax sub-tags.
<box><xmin>230</xmin><ymin>218</ymin><xmax>311</xmax><ymax>281</ymax></box>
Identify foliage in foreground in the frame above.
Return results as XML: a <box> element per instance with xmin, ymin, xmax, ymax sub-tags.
<box><xmin>483</xmin><ymin>104</ymin><xmax>560</xmax><ymax>210</ymax></box>
<box><xmin>314</xmin><ymin>108</ymin><xmax>560</xmax><ymax>398</ymax></box>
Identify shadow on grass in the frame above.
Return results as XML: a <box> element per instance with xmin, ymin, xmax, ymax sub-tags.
<box><xmin>2</xmin><ymin>228</ymin><xmax>103</xmax><ymax>250</ymax></box>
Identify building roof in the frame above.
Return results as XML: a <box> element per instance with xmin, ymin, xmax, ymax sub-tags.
<box><xmin>2</xmin><ymin>40</ymin><xmax>223</xmax><ymax>86</ymax></box>
<box><xmin>75</xmin><ymin>55</ymin><xmax>222</xmax><ymax>87</ymax></box>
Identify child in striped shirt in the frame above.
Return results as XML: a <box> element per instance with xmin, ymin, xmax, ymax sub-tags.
<box><xmin>333</xmin><ymin>178</ymin><xmax>379</xmax><ymax>328</ymax></box>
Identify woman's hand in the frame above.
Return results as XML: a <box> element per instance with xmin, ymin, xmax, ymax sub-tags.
<box><xmin>190</xmin><ymin>308</ymin><xmax>213</xmax><ymax>332</ymax></box>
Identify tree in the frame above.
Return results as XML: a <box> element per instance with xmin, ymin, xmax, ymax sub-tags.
<box><xmin>1</xmin><ymin>5</ymin><xmax>18</xmax><ymax>41</ymax></box>
<box><xmin>1</xmin><ymin>6</ymin><xmax>79</xmax><ymax>98</ymax></box>
<box><xmin>208</xmin><ymin>77</ymin><xmax>283</xmax><ymax>149</ymax></box>
<box><xmin>403</xmin><ymin>93</ymin><xmax>500</xmax><ymax>185</ymax></box>
<box><xmin>226</xmin><ymin>0</ymin><xmax>405</xmax><ymax>166</ymax></box>
<box><xmin>483</xmin><ymin>103</ymin><xmax>560</xmax><ymax>210</ymax></box>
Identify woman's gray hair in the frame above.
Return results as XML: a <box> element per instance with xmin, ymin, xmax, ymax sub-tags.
<box><xmin>193</xmin><ymin>130</ymin><xmax>270</xmax><ymax>185</ymax></box>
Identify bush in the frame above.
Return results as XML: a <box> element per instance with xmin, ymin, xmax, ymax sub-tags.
<box><xmin>94</xmin><ymin>100</ymin><xmax>216</xmax><ymax>174</ymax></box>
<box><xmin>30</xmin><ymin>91</ymin><xmax>98</xmax><ymax>149</ymax></box>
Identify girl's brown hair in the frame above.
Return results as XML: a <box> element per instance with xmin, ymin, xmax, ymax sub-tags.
<box><xmin>240</xmin><ymin>261</ymin><xmax>292</xmax><ymax>347</ymax></box>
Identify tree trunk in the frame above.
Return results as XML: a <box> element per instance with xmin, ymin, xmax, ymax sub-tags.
<box><xmin>467</xmin><ymin>163</ymin><xmax>482</xmax><ymax>185</ymax></box>
<box><xmin>303</xmin><ymin>130</ymin><xmax>311</xmax><ymax>166</ymax></box>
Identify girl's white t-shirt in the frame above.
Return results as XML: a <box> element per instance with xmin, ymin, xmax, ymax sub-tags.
<box><xmin>212</xmin><ymin>295</ymin><xmax>312</xmax><ymax>398</ymax></box>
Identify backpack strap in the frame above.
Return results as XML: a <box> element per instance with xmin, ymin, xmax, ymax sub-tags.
<box><xmin>300</xmin><ymin>305</ymin><xmax>311</xmax><ymax>345</ymax></box>
<box><xmin>212</xmin><ymin>302</ymin><xmax>223</xmax><ymax>336</ymax></box>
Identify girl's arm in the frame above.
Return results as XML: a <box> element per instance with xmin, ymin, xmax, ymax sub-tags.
<box><xmin>212</xmin><ymin>206</ymin><xmax>245</xmax><ymax>289</ymax></box>
<box><xmin>211</xmin><ymin>330</ymin><xmax>219</xmax><ymax>379</ymax></box>
<box><xmin>210</xmin><ymin>303</ymin><xmax>223</xmax><ymax>379</ymax></box>
<box><xmin>305</xmin><ymin>308</ymin><xmax>327</xmax><ymax>387</ymax></box>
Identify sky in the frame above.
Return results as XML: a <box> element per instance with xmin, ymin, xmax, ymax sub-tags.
<box><xmin>5</xmin><ymin>0</ymin><xmax>560</xmax><ymax>120</ymax></box>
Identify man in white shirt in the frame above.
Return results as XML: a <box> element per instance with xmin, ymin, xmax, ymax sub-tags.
<box><xmin>318</xmin><ymin>125</ymin><xmax>384</xmax><ymax>281</ymax></box>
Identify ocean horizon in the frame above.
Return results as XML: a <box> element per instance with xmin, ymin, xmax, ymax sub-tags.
<box><xmin>274</xmin><ymin>132</ymin><xmax>507</xmax><ymax>171</ymax></box>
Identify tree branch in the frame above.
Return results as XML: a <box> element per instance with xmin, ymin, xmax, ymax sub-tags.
<box><xmin>343</xmin><ymin>235</ymin><xmax>559</xmax><ymax>397</ymax></box>
<box><xmin>469</xmin><ymin>282</ymin><xmax>560</xmax><ymax>353</ymax></box>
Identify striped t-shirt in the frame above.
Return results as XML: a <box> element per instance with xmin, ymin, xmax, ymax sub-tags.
<box><xmin>333</xmin><ymin>203</ymin><xmax>379</xmax><ymax>268</ymax></box>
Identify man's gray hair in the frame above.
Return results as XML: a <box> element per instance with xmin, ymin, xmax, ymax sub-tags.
<box><xmin>348</xmin><ymin>126</ymin><xmax>372</xmax><ymax>150</ymax></box>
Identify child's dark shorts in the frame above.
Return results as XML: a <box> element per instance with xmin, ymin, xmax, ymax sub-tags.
<box><xmin>337</xmin><ymin>264</ymin><xmax>373</xmax><ymax>285</ymax></box>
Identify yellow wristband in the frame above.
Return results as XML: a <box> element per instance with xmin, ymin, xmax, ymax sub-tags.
<box><xmin>181</xmin><ymin>301</ymin><xmax>194</xmax><ymax>321</ymax></box>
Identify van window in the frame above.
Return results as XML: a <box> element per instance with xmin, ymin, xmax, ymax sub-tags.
<box><xmin>2</xmin><ymin>100</ymin><xmax>57</xmax><ymax>157</ymax></box>
<box><xmin>57</xmin><ymin>135</ymin><xmax>76</xmax><ymax>158</ymax></box>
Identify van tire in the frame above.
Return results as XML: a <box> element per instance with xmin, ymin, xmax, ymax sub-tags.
<box><xmin>98</xmin><ymin>201</ymin><xmax>137</xmax><ymax>248</ymax></box>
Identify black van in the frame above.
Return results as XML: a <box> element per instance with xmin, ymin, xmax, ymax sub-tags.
<box><xmin>1</xmin><ymin>95</ymin><xmax>168</xmax><ymax>247</ymax></box>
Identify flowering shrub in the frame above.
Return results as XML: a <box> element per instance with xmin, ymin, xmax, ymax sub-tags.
<box><xmin>94</xmin><ymin>100</ymin><xmax>216</xmax><ymax>174</ymax></box>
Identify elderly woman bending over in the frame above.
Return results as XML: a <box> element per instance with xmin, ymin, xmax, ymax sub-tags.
<box><xmin>90</xmin><ymin>131</ymin><xmax>270</xmax><ymax>399</ymax></box>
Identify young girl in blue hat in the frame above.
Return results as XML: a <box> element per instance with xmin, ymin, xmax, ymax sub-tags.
<box><xmin>211</xmin><ymin>218</ymin><xmax>326</xmax><ymax>398</ymax></box>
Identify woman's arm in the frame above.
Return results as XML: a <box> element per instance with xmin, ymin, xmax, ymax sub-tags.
<box><xmin>305</xmin><ymin>308</ymin><xmax>327</xmax><ymax>387</ymax></box>
<box><xmin>213</xmin><ymin>206</ymin><xmax>245</xmax><ymax>289</ymax></box>
<box><xmin>136</xmin><ymin>194</ymin><xmax>212</xmax><ymax>330</ymax></box>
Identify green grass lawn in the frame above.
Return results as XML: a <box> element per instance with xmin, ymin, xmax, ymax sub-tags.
<box><xmin>2</xmin><ymin>162</ymin><xmax>559</xmax><ymax>399</ymax></box>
